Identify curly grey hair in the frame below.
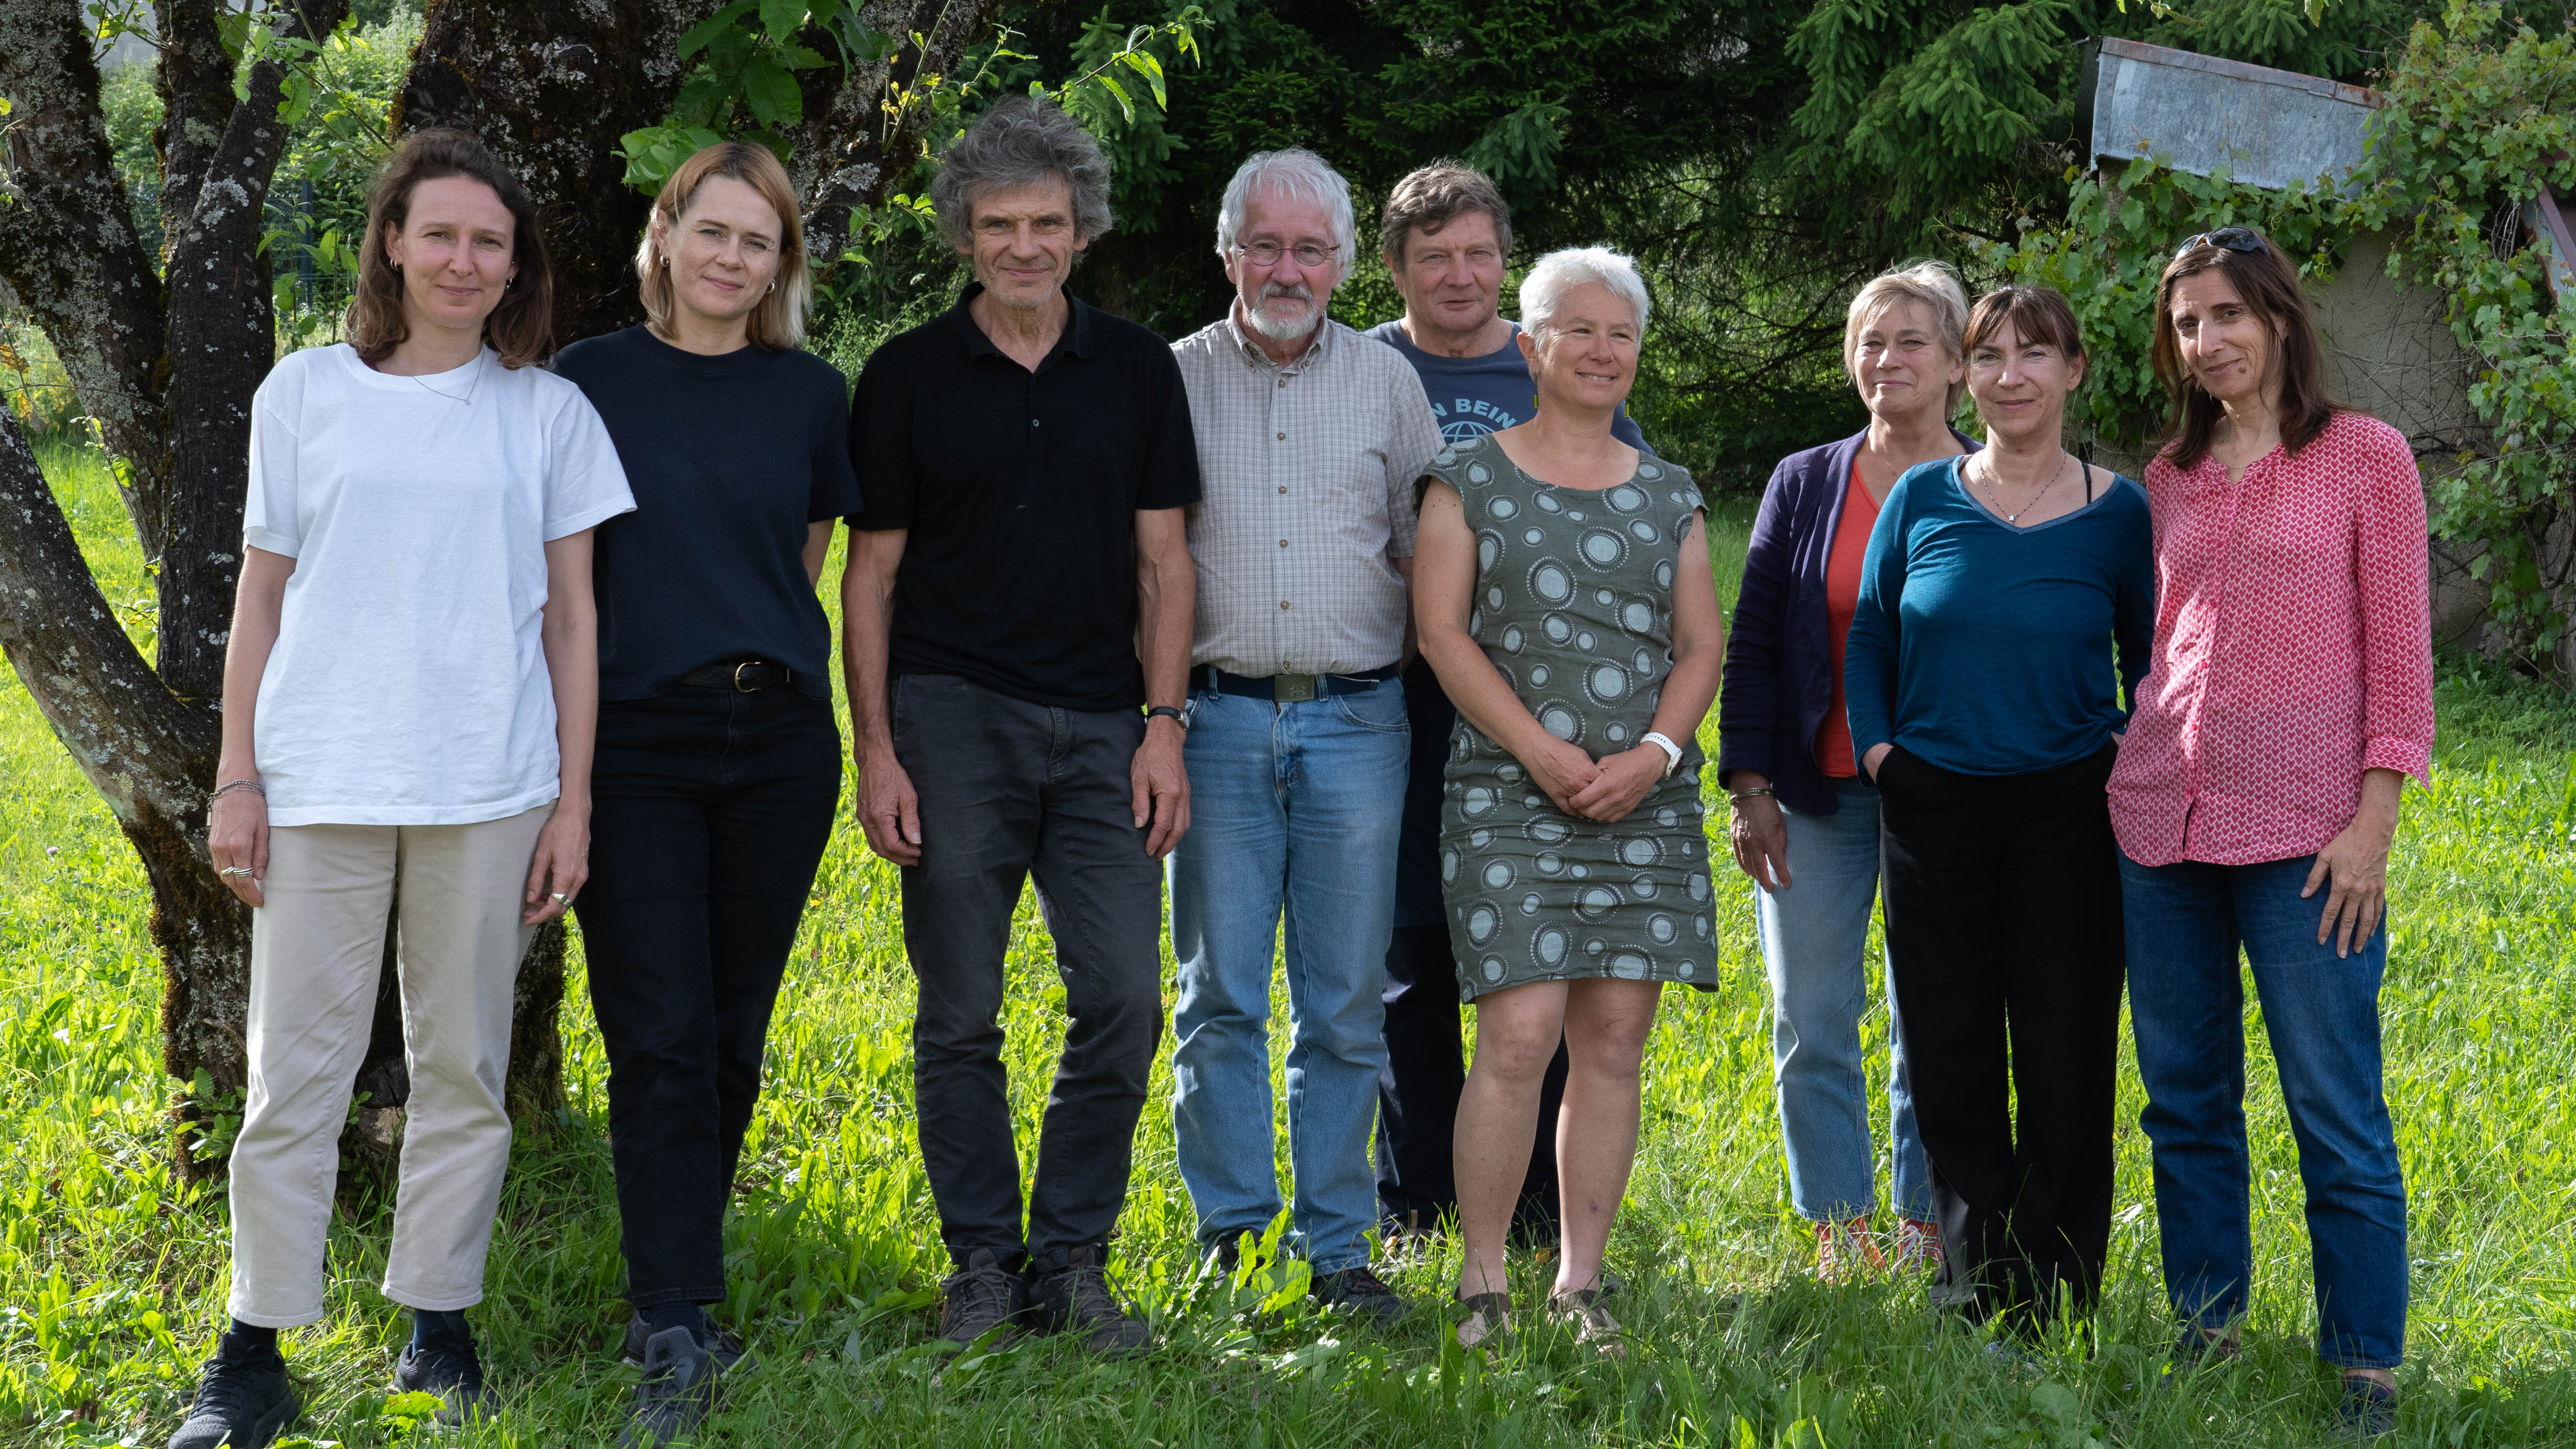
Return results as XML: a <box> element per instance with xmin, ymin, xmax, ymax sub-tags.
<box><xmin>931</xmin><ymin>95</ymin><xmax>1115</xmax><ymax>248</ymax></box>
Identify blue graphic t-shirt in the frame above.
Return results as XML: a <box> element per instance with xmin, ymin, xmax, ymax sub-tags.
<box><xmin>1362</xmin><ymin>318</ymin><xmax>1647</xmax><ymax>450</ymax></box>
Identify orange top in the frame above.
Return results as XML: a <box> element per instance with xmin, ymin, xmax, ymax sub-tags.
<box><xmin>1815</xmin><ymin>461</ymin><xmax>1880</xmax><ymax>778</ymax></box>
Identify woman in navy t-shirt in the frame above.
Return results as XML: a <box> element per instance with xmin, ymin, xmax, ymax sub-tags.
<box><xmin>1843</xmin><ymin>284</ymin><xmax>2154</xmax><ymax>1343</ymax></box>
<box><xmin>552</xmin><ymin>142</ymin><xmax>860</xmax><ymax>1443</ymax></box>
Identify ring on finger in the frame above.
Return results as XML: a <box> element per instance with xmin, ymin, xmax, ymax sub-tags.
<box><xmin>217</xmin><ymin>865</ymin><xmax>253</xmax><ymax>878</ymax></box>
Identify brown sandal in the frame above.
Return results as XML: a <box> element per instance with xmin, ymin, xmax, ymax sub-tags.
<box><xmin>1548</xmin><ymin>1285</ymin><xmax>1625</xmax><ymax>1356</ymax></box>
<box><xmin>1454</xmin><ymin>1290</ymin><xmax>1511</xmax><ymax>1352</ymax></box>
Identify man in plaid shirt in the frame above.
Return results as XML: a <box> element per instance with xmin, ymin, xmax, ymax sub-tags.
<box><xmin>1165</xmin><ymin>147</ymin><xmax>1442</xmax><ymax>1321</ymax></box>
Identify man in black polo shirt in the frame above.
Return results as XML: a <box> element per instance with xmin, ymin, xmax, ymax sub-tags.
<box><xmin>841</xmin><ymin>96</ymin><xmax>1200</xmax><ymax>1355</ymax></box>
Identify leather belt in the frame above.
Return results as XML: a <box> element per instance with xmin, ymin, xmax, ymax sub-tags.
<box><xmin>1198</xmin><ymin>662</ymin><xmax>1399</xmax><ymax>702</ymax></box>
<box><xmin>680</xmin><ymin>659</ymin><xmax>793</xmax><ymax>692</ymax></box>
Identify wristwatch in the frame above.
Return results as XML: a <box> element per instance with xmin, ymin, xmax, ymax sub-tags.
<box><xmin>1146</xmin><ymin>705</ymin><xmax>1187</xmax><ymax>731</ymax></box>
<box><xmin>1642</xmin><ymin>730</ymin><xmax>1683</xmax><ymax>779</ymax></box>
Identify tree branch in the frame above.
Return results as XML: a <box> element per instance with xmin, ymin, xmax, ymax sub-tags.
<box><xmin>790</xmin><ymin>0</ymin><xmax>1002</xmax><ymax>262</ymax></box>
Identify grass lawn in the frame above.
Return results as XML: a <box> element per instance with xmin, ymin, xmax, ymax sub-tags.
<box><xmin>3</xmin><ymin>433</ymin><xmax>2574</xmax><ymax>1447</ymax></box>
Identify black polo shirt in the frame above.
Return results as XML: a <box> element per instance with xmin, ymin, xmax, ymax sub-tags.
<box><xmin>848</xmin><ymin>283</ymin><xmax>1200</xmax><ymax>710</ymax></box>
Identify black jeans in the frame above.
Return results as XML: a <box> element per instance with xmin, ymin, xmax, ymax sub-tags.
<box><xmin>1877</xmin><ymin>742</ymin><xmax>2125</xmax><ymax>1332</ymax></box>
<box><xmin>576</xmin><ymin>684</ymin><xmax>842</xmax><ymax>1309</ymax></box>
<box><xmin>893</xmin><ymin>673</ymin><xmax>1165</xmax><ymax>1273</ymax></box>
<box><xmin>1376</xmin><ymin>659</ymin><xmax>1567</xmax><ymax>1238</ymax></box>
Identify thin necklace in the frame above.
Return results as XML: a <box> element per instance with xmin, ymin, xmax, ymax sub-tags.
<box><xmin>1971</xmin><ymin>449</ymin><xmax>2073</xmax><ymax>525</ymax></box>
<box><xmin>405</xmin><ymin>348</ymin><xmax>487</xmax><ymax>406</ymax></box>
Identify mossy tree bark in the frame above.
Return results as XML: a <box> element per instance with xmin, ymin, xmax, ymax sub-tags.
<box><xmin>0</xmin><ymin>0</ymin><xmax>996</xmax><ymax>1179</ymax></box>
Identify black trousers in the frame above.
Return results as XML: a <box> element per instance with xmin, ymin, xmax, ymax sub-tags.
<box><xmin>1376</xmin><ymin>659</ymin><xmax>1567</xmax><ymax>1238</ymax></box>
<box><xmin>1876</xmin><ymin>742</ymin><xmax>2125</xmax><ymax>1331</ymax></box>
<box><xmin>893</xmin><ymin>673</ymin><xmax>1165</xmax><ymax>1274</ymax></box>
<box><xmin>576</xmin><ymin>684</ymin><xmax>842</xmax><ymax>1309</ymax></box>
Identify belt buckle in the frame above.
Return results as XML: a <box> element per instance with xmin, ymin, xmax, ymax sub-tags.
<box><xmin>1275</xmin><ymin>674</ymin><xmax>1316</xmax><ymax>702</ymax></box>
<box><xmin>733</xmin><ymin>661</ymin><xmax>758</xmax><ymax>693</ymax></box>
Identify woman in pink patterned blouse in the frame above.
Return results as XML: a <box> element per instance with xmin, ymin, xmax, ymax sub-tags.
<box><xmin>2106</xmin><ymin>227</ymin><xmax>2434</xmax><ymax>1439</ymax></box>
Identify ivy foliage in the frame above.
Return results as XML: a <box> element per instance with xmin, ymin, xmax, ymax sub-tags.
<box><xmin>2002</xmin><ymin>0</ymin><xmax>2576</xmax><ymax>663</ymax></box>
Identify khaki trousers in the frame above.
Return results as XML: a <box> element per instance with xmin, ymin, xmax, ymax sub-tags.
<box><xmin>226</xmin><ymin>805</ymin><xmax>549</xmax><ymax>1327</ymax></box>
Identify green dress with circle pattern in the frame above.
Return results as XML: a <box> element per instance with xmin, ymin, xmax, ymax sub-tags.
<box><xmin>1425</xmin><ymin>435</ymin><xmax>1714</xmax><ymax>1002</ymax></box>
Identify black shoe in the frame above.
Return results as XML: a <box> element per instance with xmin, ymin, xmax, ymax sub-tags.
<box><xmin>619</xmin><ymin>1312</ymin><xmax>754</xmax><ymax>1375</ymax></box>
<box><xmin>1310</xmin><ymin>1265</ymin><xmax>1411</xmax><ymax>1323</ymax></box>
<box><xmin>1026</xmin><ymin>1246</ymin><xmax>1149</xmax><ymax>1354</ymax></box>
<box><xmin>394</xmin><ymin>1335</ymin><xmax>494</xmax><ymax>1427</ymax></box>
<box><xmin>936</xmin><ymin>1248</ymin><xmax>1028</xmax><ymax>1354</ymax></box>
<box><xmin>169</xmin><ymin>1336</ymin><xmax>298</xmax><ymax>1449</ymax></box>
<box><xmin>619</xmin><ymin>1325</ymin><xmax>717</xmax><ymax>1449</ymax></box>
<box><xmin>2336</xmin><ymin>1375</ymin><xmax>2397</xmax><ymax>1439</ymax></box>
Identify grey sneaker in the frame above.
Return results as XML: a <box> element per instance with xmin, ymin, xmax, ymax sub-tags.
<box><xmin>393</xmin><ymin>1336</ymin><xmax>495</xmax><ymax>1426</ymax></box>
<box><xmin>1310</xmin><ymin>1265</ymin><xmax>1411</xmax><ymax>1324</ymax></box>
<box><xmin>1026</xmin><ymin>1246</ymin><xmax>1149</xmax><ymax>1354</ymax></box>
<box><xmin>619</xmin><ymin>1326</ymin><xmax>717</xmax><ymax>1449</ymax></box>
<box><xmin>936</xmin><ymin>1248</ymin><xmax>1028</xmax><ymax>1353</ymax></box>
<box><xmin>619</xmin><ymin>1312</ymin><xmax>754</xmax><ymax>1375</ymax></box>
<box><xmin>168</xmin><ymin>1336</ymin><xmax>298</xmax><ymax>1449</ymax></box>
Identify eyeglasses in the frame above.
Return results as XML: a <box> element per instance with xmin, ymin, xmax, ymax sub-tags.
<box><xmin>1236</xmin><ymin>240</ymin><xmax>1338</xmax><ymax>269</ymax></box>
<box><xmin>2173</xmin><ymin>227</ymin><xmax>2267</xmax><ymax>259</ymax></box>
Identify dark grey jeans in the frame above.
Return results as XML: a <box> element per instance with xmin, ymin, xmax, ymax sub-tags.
<box><xmin>892</xmin><ymin>672</ymin><xmax>1166</xmax><ymax>1273</ymax></box>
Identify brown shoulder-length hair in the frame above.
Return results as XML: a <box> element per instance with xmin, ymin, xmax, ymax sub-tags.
<box><xmin>2152</xmin><ymin>229</ymin><xmax>2341</xmax><ymax>470</ymax></box>
<box><xmin>347</xmin><ymin>128</ymin><xmax>553</xmax><ymax>369</ymax></box>
<box><xmin>635</xmin><ymin>142</ymin><xmax>812</xmax><ymax>350</ymax></box>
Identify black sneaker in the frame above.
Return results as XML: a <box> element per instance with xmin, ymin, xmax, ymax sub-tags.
<box><xmin>168</xmin><ymin>1335</ymin><xmax>298</xmax><ymax>1449</ymax></box>
<box><xmin>619</xmin><ymin>1312</ymin><xmax>755</xmax><ymax>1375</ymax></box>
<box><xmin>394</xmin><ymin>1335</ymin><xmax>494</xmax><ymax>1427</ymax></box>
<box><xmin>2336</xmin><ymin>1375</ymin><xmax>2397</xmax><ymax>1439</ymax></box>
<box><xmin>619</xmin><ymin>1325</ymin><xmax>717</xmax><ymax>1449</ymax></box>
<box><xmin>936</xmin><ymin>1248</ymin><xmax>1028</xmax><ymax>1354</ymax></box>
<box><xmin>1026</xmin><ymin>1246</ymin><xmax>1149</xmax><ymax>1354</ymax></box>
<box><xmin>1310</xmin><ymin>1265</ymin><xmax>1411</xmax><ymax>1323</ymax></box>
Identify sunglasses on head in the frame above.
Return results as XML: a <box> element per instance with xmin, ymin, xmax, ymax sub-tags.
<box><xmin>2174</xmin><ymin>226</ymin><xmax>2267</xmax><ymax>259</ymax></box>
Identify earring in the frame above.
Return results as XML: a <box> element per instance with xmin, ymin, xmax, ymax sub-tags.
<box><xmin>766</xmin><ymin>280</ymin><xmax>776</xmax><ymax>295</ymax></box>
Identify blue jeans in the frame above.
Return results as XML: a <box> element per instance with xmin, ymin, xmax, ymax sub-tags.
<box><xmin>1752</xmin><ymin>775</ymin><xmax>1932</xmax><ymax>1222</ymax></box>
<box><xmin>1169</xmin><ymin>682</ymin><xmax>1409</xmax><ymax>1271</ymax></box>
<box><xmin>2120</xmin><ymin>850</ymin><xmax>2408</xmax><ymax>1369</ymax></box>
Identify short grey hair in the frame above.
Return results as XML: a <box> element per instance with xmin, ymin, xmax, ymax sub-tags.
<box><xmin>1519</xmin><ymin>247</ymin><xmax>1650</xmax><ymax>337</ymax></box>
<box><xmin>1214</xmin><ymin>148</ymin><xmax>1357</xmax><ymax>279</ymax></box>
<box><xmin>1844</xmin><ymin>259</ymin><xmax>1970</xmax><ymax>413</ymax></box>
<box><xmin>931</xmin><ymin>95</ymin><xmax>1114</xmax><ymax>248</ymax></box>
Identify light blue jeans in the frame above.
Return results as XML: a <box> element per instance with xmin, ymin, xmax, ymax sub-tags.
<box><xmin>1751</xmin><ymin>775</ymin><xmax>1934</xmax><ymax>1223</ymax></box>
<box><xmin>1169</xmin><ymin>682</ymin><xmax>1410</xmax><ymax>1271</ymax></box>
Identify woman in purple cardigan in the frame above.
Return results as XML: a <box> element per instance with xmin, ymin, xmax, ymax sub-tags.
<box><xmin>1715</xmin><ymin>261</ymin><xmax>1977</xmax><ymax>1279</ymax></box>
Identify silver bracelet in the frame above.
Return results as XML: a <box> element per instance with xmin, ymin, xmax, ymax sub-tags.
<box><xmin>208</xmin><ymin>778</ymin><xmax>266</xmax><ymax>804</ymax></box>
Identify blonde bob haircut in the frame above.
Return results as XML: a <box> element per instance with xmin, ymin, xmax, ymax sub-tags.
<box><xmin>1842</xmin><ymin>259</ymin><xmax>1970</xmax><ymax>416</ymax></box>
<box><xmin>637</xmin><ymin>141</ymin><xmax>812</xmax><ymax>350</ymax></box>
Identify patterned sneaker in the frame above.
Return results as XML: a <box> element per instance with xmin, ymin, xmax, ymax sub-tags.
<box><xmin>1026</xmin><ymin>1246</ymin><xmax>1149</xmax><ymax>1354</ymax></box>
<box><xmin>1889</xmin><ymin>1218</ymin><xmax>1944</xmax><ymax>1272</ymax></box>
<box><xmin>167</xmin><ymin>1335</ymin><xmax>298</xmax><ymax>1449</ymax></box>
<box><xmin>1815</xmin><ymin>1218</ymin><xmax>1886</xmax><ymax>1282</ymax></box>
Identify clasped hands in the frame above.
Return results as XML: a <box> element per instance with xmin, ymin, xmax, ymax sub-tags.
<box><xmin>1523</xmin><ymin>734</ymin><xmax>1662</xmax><ymax>824</ymax></box>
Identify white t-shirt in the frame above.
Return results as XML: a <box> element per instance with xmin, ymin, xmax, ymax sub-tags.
<box><xmin>244</xmin><ymin>343</ymin><xmax>636</xmax><ymax>826</ymax></box>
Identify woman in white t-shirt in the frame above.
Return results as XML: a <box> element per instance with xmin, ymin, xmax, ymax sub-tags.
<box><xmin>170</xmin><ymin>129</ymin><xmax>634</xmax><ymax>1449</ymax></box>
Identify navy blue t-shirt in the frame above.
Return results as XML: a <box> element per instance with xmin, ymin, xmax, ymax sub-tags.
<box><xmin>1363</xmin><ymin>319</ymin><xmax>1647</xmax><ymax>449</ymax></box>
<box><xmin>554</xmin><ymin>326</ymin><xmax>861</xmax><ymax>701</ymax></box>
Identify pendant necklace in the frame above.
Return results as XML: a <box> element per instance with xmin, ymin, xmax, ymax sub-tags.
<box><xmin>406</xmin><ymin>349</ymin><xmax>488</xmax><ymax>406</ymax></box>
<box><xmin>1976</xmin><ymin>450</ymin><xmax>2071</xmax><ymax>524</ymax></box>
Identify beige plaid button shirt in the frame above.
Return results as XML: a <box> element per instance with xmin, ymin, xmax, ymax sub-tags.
<box><xmin>1171</xmin><ymin>314</ymin><xmax>1443</xmax><ymax>677</ymax></box>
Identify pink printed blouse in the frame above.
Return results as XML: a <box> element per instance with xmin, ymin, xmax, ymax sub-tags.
<box><xmin>2105</xmin><ymin>410</ymin><xmax>2436</xmax><ymax>867</ymax></box>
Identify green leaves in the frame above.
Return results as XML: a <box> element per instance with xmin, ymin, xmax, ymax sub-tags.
<box><xmin>628</xmin><ymin>0</ymin><xmax>895</xmax><ymax>194</ymax></box>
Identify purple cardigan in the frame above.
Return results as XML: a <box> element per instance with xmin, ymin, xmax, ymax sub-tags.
<box><xmin>1716</xmin><ymin>426</ymin><xmax>1981</xmax><ymax>816</ymax></box>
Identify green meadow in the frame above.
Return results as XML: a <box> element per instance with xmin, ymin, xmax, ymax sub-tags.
<box><xmin>4</xmin><ymin>433</ymin><xmax>2575</xmax><ymax>1447</ymax></box>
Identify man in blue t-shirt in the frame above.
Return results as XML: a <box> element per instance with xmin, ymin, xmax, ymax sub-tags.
<box><xmin>1362</xmin><ymin>164</ymin><xmax>1650</xmax><ymax>1246</ymax></box>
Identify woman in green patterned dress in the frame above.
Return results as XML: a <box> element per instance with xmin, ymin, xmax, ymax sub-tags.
<box><xmin>1414</xmin><ymin>247</ymin><xmax>1726</xmax><ymax>1353</ymax></box>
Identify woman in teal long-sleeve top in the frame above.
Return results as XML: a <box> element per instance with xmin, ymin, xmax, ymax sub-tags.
<box><xmin>1842</xmin><ymin>284</ymin><xmax>2153</xmax><ymax>1341</ymax></box>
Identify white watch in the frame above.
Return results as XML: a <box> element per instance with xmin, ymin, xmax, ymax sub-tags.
<box><xmin>1641</xmin><ymin>731</ymin><xmax>1683</xmax><ymax>779</ymax></box>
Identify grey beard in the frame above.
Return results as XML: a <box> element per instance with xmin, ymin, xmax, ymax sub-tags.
<box><xmin>1244</xmin><ymin>293</ymin><xmax>1321</xmax><ymax>342</ymax></box>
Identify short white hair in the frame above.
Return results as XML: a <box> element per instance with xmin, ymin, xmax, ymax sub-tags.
<box><xmin>1214</xmin><ymin>148</ymin><xmax>1357</xmax><ymax>284</ymax></box>
<box><xmin>1520</xmin><ymin>246</ymin><xmax>1650</xmax><ymax>338</ymax></box>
